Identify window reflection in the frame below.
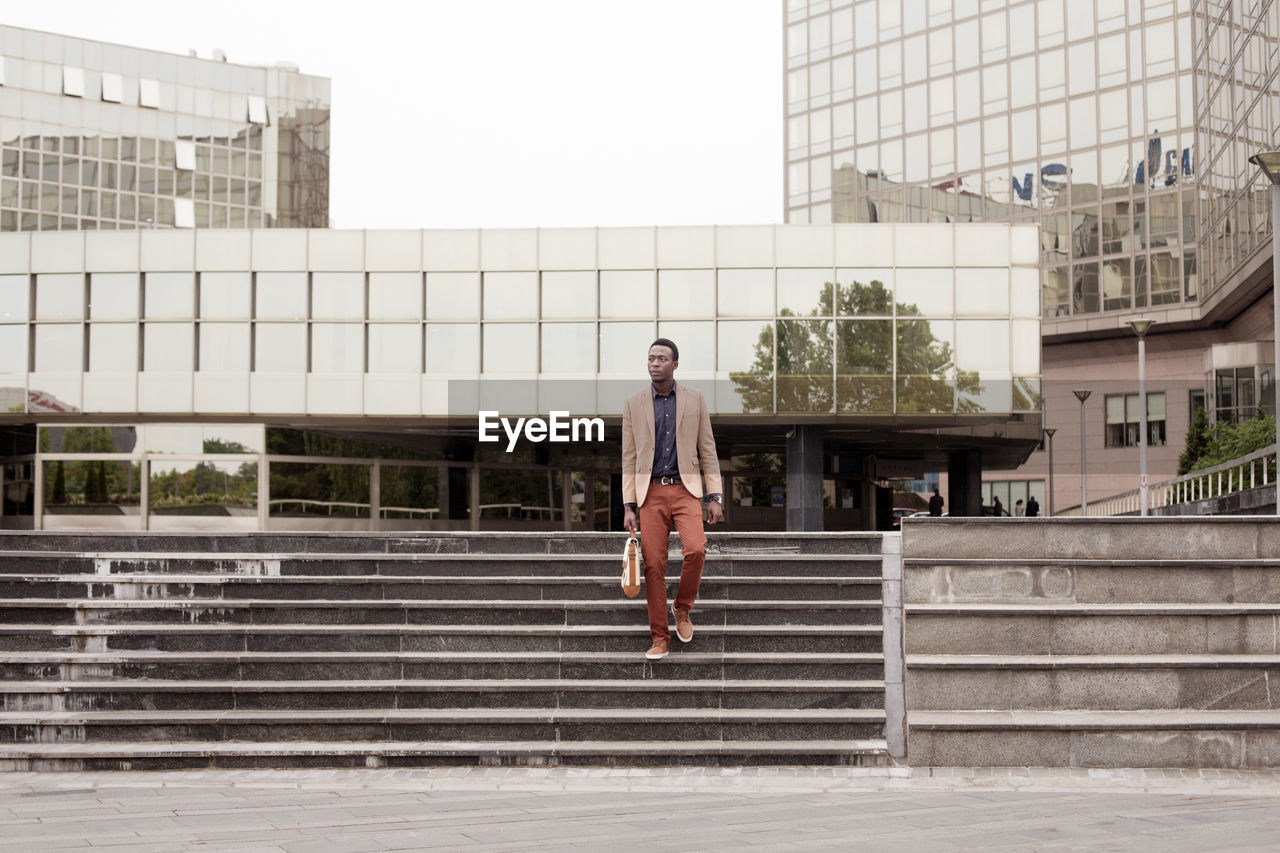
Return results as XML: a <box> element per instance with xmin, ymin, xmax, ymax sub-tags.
<box><xmin>777</xmin><ymin>269</ymin><xmax>835</xmax><ymax>316</ymax></box>
<box><xmin>838</xmin><ymin>270</ymin><xmax>893</xmax><ymax>316</ymax></box>
<box><xmin>1072</xmin><ymin>262</ymin><xmax>1100</xmax><ymax>313</ymax></box>
<box><xmin>896</xmin><ymin>318</ymin><xmax>954</xmax><ymax>413</ymax></box>
<box><xmin>777</xmin><ymin>318</ymin><xmax>833</xmax><ymax>412</ymax></box>
<box><xmin>836</xmin><ymin>319</ymin><xmax>893</xmax><ymax>413</ymax></box>
<box><xmin>1103</xmin><ymin>258</ymin><xmax>1132</xmax><ymax>312</ymax></box>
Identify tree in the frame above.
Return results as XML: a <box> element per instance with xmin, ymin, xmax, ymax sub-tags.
<box><xmin>729</xmin><ymin>278</ymin><xmax>982</xmax><ymax>414</ymax></box>
<box><xmin>1177</xmin><ymin>405</ymin><xmax>1211</xmax><ymax>475</ymax></box>
<box><xmin>51</xmin><ymin>462</ymin><xmax>66</xmax><ymax>504</ymax></box>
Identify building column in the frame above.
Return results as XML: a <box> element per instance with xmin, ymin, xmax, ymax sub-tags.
<box><xmin>786</xmin><ymin>426</ymin><xmax>823</xmax><ymax>531</ymax></box>
<box><xmin>947</xmin><ymin>449</ymin><xmax>982</xmax><ymax>516</ymax></box>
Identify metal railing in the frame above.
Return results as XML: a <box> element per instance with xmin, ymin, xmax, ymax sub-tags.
<box><xmin>1058</xmin><ymin>444</ymin><xmax>1278</xmax><ymax>516</ymax></box>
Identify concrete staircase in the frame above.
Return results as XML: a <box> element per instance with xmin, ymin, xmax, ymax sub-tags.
<box><xmin>902</xmin><ymin>518</ymin><xmax>1280</xmax><ymax>768</ymax></box>
<box><xmin>0</xmin><ymin>532</ymin><xmax>890</xmax><ymax>770</ymax></box>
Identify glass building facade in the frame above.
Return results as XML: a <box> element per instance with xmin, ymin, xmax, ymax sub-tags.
<box><xmin>0</xmin><ymin>225</ymin><xmax>1041</xmax><ymax>530</ymax></box>
<box><xmin>784</xmin><ymin>0</ymin><xmax>1203</xmax><ymax>321</ymax></box>
<box><xmin>0</xmin><ymin>25</ymin><xmax>329</xmax><ymax>232</ymax></box>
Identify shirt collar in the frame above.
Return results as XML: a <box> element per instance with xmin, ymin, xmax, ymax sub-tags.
<box><xmin>651</xmin><ymin>380</ymin><xmax>677</xmax><ymax>399</ymax></box>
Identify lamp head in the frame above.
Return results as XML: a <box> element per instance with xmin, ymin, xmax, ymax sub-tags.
<box><xmin>1043</xmin><ymin>427</ymin><xmax>1057</xmax><ymax>438</ymax></box>
<box><xmin>1249</xmin><ymin>151</ymin><xmax>1280</xmax><ymax>183</ymax></box>
<box><xmin>1073</xmin><ymin>389</ymin><xmax>1092</xmax><ymax>403</ymax></box>
<box><xmin>1126</xmin><ymin>317</ymin><xmax>1155</xmax><ymax>338</ymax></box>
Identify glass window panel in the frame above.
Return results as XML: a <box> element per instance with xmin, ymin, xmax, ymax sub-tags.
<box><xmin>717</xmin><ymin>269</ymin><xmax>774</xmax><ymax>316</ymax></box>
<box><xmin>658</xmin><ymin>269</ymin><xmax>715</xmax><ymax>318</ymax></box>
<box><xmin>255</xmin><ymin>272</ymin><xmax>308</xmax><ymax>321</ymax></box>
<box><xmin>540</xmin><ymin>322</ymin><xmax>596</xmax><ymax>373</ymax></box>
<box><xmin>717</xmin><ymin>320</ymin><xmax>773</xmax><ymax>373</ymax></box>
<box><xmin>1069</xmin><ymin>97</ymin><xmax>1097</xmax><ymax>151</ymax></box>
<box><xmin>88</xmin><ymin>323</ymin><xmax>136</xmax><ymax>372</ymax></box>
<box><xmin>426</xmin><ymin>272</ymin><xmax>480</xmax><ymax>320</ymax></box>
<box><xmin>777</xmin><ymin>269</ymin><xmax>835</xmax><ymax>316</ymax></box>
<box><xmin>143</xmin><ymin>273</ymin><xmax>194</xmax><ymax>320</ymax></box>
<box><xmin>35</xmin><ymin>324</ymin><xmax>83</xmax><ymax>372</ymax></box>
<box><xmin>836</xmin><ymin>319</ymin><xmax>893</xmax><ymax>375</ymax></box>
<box><xmin>1072</xmin><ymin>261</ymin><xmax>1100</xmax><ymax>313</ymax></box>
<box><xmin>142</xmin><ymin>323</ymin><xmax>193</xmax><ymax>372</ymax></box>
<box><xmin>896</xmin><ymin>318</ymin><xmax>954</xmax><ymax>413</ymax></box>
<box><xmin>955</xmin><ymin>20</ymin><xmax>979</xmax><ymax>69</ymax></box>
<box><xmin>254</xmin><ymin>323</ymin><xmax>306</xmax><ymax>372</ymax></box>
<box><xmin>541</xmin><ymin>271</ymin><xmax>597</xmax><ymax>319</ymax></box>
<box><xmin>955</xmin><ymin>269</ymin><xmax>1009</xmax><ymax>316</ymax></box>
<box><xmin>838</xmin><ymin>269</ymin><xmax>893</xmax><ymax>316</ymax></box>
<box><xmin>1102</xmin><ymin>257</ymin><xmax>1131</xmax><ymax>311</ymax></box>
<box><xmin>368</xmin><ymin>323</ymin><xmax>421</xmax><ymax>374</ymax></box>
<box><xmin>598</xmin><ymin>322</ymin><xmax>654</xmax><ymax>374</ymax></box>
<box><xmin>955</xmin><ymin>320</ymin><xmax>1010</xmax><ymax>373</ymax></box>
<box><xmin>88</xmin><ymin>273</ymin><xmax>138</xmax><ymax>321</ymax></box>
<box><xmin>483</xmin><ymin>272</ymin><xmax>538</xmax><ymax>320</ymax></box>
<box><xmin>599</xmin><ymin>270</ymin><xmax>655</xmax><ymax>319</ymax></box>
<box><xmin>0</xmin><ymin>275</ymin><xmax>30</xmax><ymax>323</ymax></box>
<box><xmin>1150</xmin><ymin>249</ymin><xmax>1181</xmax><ymax>304</ymax></box>
<box><xmin>895</xmin><ymin>269</ymin><xmax>953</xmax><ymax>316</ymax></box>
<box><xmin>657</xmin><ymin>321</ymin><xmax>713</xmax><ymax>373</ymax></box>
<box><xmin>482</xmin><ymin>322</ymin><xmax>537</xmax><ymax>373</ymax></box>
<box><xmin>199</xmin><ymin>272</ymin><xmax>250</xmax><ymax>320</ymax></box>
<box><xmin>1039</xmin><ymin>48</ymin><xmax>1064</xmax><ymax>91</ymax></box>
<box><xmin>777</xmin><ymin>318</ymin><xmax>833</xmax><ymax>413</ymax></box>
<box><xmin>426</xmin><ymin>323</ymin><xmax>479</xmax><ymax>373</ymax></box>
<box><xmin>311</xmin><ymin>323</ymin><xmax>363</xmax><ymax>373</ymax></box>
<box><xmin>0</xmin><ymin>325</ymin><xmax>28</xmax><ymax>372</ymax></box>
<box><xmin>368</xmin><ymin>273</ymin><xmax>422</xmax><ymax>321</ymax></box>
<box><xmin>312</xmin><ymin>272</ymin><xmax>364</xmax><ymax>321</ymax></box>
<box><xmin>36</xmin><ymin>274</ymin><xmax>84</xmax><ymax>321</ymax></box>
<box><xmin>199</xmin><ymin>323</ymin><xmax>250</xmax><ymax>372</ymax></box>
<box><xmin>1068</xmin><ymin>41</ymin><xmax>1096</xmax><ymax>96</ymax></box>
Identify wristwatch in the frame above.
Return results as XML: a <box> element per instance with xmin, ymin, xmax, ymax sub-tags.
<box><xmin>707</xmin><ymin>494</ymin><xmax>723</xmax><ymax>504</ymax></box>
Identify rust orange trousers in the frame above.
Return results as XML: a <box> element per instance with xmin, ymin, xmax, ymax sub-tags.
<box><xmin>637</xmin><ymin>482</ymin><xmax>707</xmax><ymax>642</ymax></box>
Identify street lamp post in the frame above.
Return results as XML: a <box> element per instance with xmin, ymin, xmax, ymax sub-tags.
<box><xmin>1247</xmin><ymin>150</ymin><xmax>1280</xmax><ymax>517</ymax></box>
<box><xmin>1043</xmin><ymin>427</ymin><xmax>1057</xmax><ymax>516</ymax></box>
<box><xmin>1126</xmin><ymin>319</ymin><xmax>1156</xmax><ymax>515</ymax></box>
<box><xmin>1074</xmin><ymin>390</ymin><xmax>1092</xmax><ymax>515</ymax></box>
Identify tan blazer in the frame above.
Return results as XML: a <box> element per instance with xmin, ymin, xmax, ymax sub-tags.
<box><xmin>622</xmin><ymin>383</ymin><xmax>723</xmax><ymax>507</ymax></box>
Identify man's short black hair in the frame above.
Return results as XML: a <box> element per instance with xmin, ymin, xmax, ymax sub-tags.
<box><xmin>650</xmin><ymin>338</ymin><xmax>679</xmax><ymax>363</ymax></box>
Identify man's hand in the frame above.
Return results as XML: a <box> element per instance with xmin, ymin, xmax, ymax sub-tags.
<box><xmin>623</xmin><ymin>507</ymin><xmax>638</xmax><ymax>534</ymax></box>
<box><xmin>705</xmin><ymin>500</ymin><xmax>724</xmax><ymax>526</ymax></box>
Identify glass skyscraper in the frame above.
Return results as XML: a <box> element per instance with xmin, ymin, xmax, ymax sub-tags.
<box><xmin>785</xmin><ymin>0</ymin><xmax>1280</xmax><ymax>511</ymax></box>
<box><xmin>0</xmin><ymin>25</ymin><xmax>329</xmax><ymax>232</ymax></box>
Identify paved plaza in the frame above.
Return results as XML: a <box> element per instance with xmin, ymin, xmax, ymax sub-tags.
<box><xmin>2</xmin><ymin>766</ymin><xmax>1280</xmax><ymax>851</ymax></box>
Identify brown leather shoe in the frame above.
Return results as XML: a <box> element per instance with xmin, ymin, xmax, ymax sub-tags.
<box><xmin>644</xmin><ymin>638</ymin><xmax>669</xmax><ymax>660</ymax></box>
<box><xmin>674</xmin><ymin>607</ymin><xmax>693</xmax><ymax>643</ymax></box>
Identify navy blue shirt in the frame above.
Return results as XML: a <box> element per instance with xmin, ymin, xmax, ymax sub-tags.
<box><xmin>651</xmin><ymin>382</ymin><xmax>679</xmax><ymax>478</ymax></box>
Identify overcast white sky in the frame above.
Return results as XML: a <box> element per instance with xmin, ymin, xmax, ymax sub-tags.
<box><xmin>5</xmin><ymin>0</ymin><xmax>783</xmax><ymax>229</ymax></box>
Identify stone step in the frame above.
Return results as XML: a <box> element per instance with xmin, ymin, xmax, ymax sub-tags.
<box><xmin>0</xmin><ymin>552</ymin><xmax>884</xmax><ymax>578</ymax></box>
<box><xmin>0</xmin><ymin>737</ymin><xmax>893</xmax><ymax>771</ymax></box>
<box><xmin>1</xmin><ymin>678</ymin><xmax>887</xmax><ymax>712</ymax></box>
<box><xmin>0</xmin><ymin>598</ymin><xmax>883</xmax><ymax>627</ymax></box>
<box><xmin>0</xmin><ymin>623</ymin><xmax>884</xmax><ymax>655</ymax></box>
<box><xmin>904</xmin><ymin>558</ymin><xmax>1280</xmax><ymax>605</ymax></box>
<box><xmin>907</xmin><ymin>654</ymin><xmax>1280</xmax><ymax>712</ymax></box>
<box><xmin>0</xmin><ymin>706</ymin><xmax>886</xmax><ymax>745</ymax></box>
<box><xmin>0</xmin><ymin>650</ymin><xmax>885</xmax><ymax>682</ymax></box>
<box><xmin>904</xmin><ymin>603</ymin><xmax>1280</xmax><ymax>655</ymax></box>
<box><xmin>0</xmin><ymin>531</ymin><xmax>884</xmax><ymax>557</ymax></box>
<box><xmin>0</xmin><ymin>575</ymin><xmax>883</xmax><ymax>602</ymax></box>
<box><xmin>907</xmin><ymin>709</ymin><xmax>1280</xmax><ymax>768</ymax></box>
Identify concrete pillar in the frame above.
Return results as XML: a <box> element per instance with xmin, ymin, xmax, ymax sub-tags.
<box><xmin>786</xmin><ymin>426</ymin><xmax>824</xmax><ymax>531</ymax></box>
<box><xmin>947</xmin><ymin>449</ymin><xmax>982</xmax><ymax>516</ymax></box>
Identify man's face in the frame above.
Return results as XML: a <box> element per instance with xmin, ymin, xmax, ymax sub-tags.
<box><xmin>647</xmin><ymin>345</ymin><xmax>677</xmax><ymax>384</ymax></box>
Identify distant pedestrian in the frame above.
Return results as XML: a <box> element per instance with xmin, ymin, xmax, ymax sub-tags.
<box><xmin>993</xmin><ymin>496</ymin><xmax>1007</xmax><ymax>517</ymax></box>
<box><xmin>1026</xmin><ymin>495</ymin><xmax>1040</xmax><ymax>517</ymax></box>
<box><xmin>928</xmin><ymin>489</ymin><xmax>944</xmax><ymax>517</ymax></box>
<box><xmin>1014</xmin><ymin>499</ymin><xmax>1025</xmax><ymax>516</ymax></box>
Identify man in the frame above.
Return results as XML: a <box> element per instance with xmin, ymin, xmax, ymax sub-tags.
<box><xmin>1025</xmin><ymin>495</ymin><xmax>1040</xmax><ymax>517</ymax></box>
<box><xmin>622</xmin><ymin>339</ymin><xmax>723</xmax><ymax>661</ymax></box>
<box><xmin>928</xmin><ymin>489</ymin><xmax>944</xmax><ymax>517</ymax></box>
